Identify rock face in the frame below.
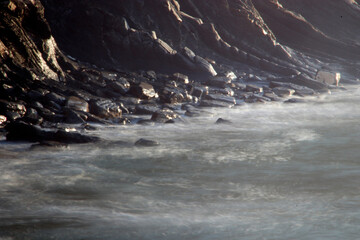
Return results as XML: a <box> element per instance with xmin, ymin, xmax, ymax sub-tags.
<box><xmin>1</xmin><ymin>0</ymin><xmax>360</xmax><ymax>144</ymax></box>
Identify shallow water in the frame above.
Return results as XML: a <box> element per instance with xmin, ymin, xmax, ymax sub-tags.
<box><xmin>1</xmin><ymin>87</ymin><xmax>360</xmax><ymax>239</ymax></box>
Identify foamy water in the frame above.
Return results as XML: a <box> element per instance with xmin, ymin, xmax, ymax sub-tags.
<box><xmin>1</xmin><ymin>86</ymin><xmax>360</xmax><ymax>239</ymax></box>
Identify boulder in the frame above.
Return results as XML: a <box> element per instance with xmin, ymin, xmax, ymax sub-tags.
<box><xmin>64</xmin><ymin>108</ymin><xmax>86</xmax><ymax>124</ymax></box>
<box><xmin>191</xmin><ymin>86</ymin><xmax>209</xmax><ymax>99</ymax></box>
<box><xmin>45</xmin><ymin>92</ymin><xmax>66</xmax><ymax>105</ymax></box>
<box><xmin>194</xmin><ymin>55</ymin><xmax>217</xmax><ymax>76</ymax></box>
<box><xmin>89</xmin><ymin>99</ymin><xmax>122</xmax><ymax>119</ymax></box>
<box><xmin>245</xmin><ymin>84</ymin><xmax>263</xmax><ymax>93</ymax></box>
<box><xmin>108</xmin><ymin>77</ymin><xmax>131</xmax><ymax>95</ymax></box>
<box><xmin>129</xmin><ymin>82</ymin><xmax>158</xmax><ymax>99</ymax></box>
<box><xmin>315</xmin><ymin>70</ymin><xmax>341</xmax><ymax>86</ymax></box>
<box><xmin>159</xmin><ymin>87</ymin><xmax>186</xmax><ymax>104</ymax></box>
<box><xmin>135</xmin><ymin>138</ymin><xmax>160</xmax><ymax>147</ymax></box>
<box><xmin>22</xmin><ymin>108</ymin><xmax>43</xmax><ymax>125</ymax></box>
<box><xmin>5</xmin><ymin>121</ymin><xmax>45</xmax><ymax>142</ymax></box>
<box><xmin>66</xmin><ymin>96</ymin><xmax>89</xmax><ymax>112</ymax></box>
<box><xmin>151</xmin><ymin>109</ymin><xmax>179</xmax><ymax>123</ymax></box>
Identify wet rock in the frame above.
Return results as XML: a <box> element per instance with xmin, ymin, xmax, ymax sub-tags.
<box><xmin>45</xmin><ymin>92</ymin><xmax>66</xmax><ymax>105</ymax></box>
<box><xmin>89</xmin><ymin>99</ymin><xmax>122</xmax><ymax>119</ymax></box>
<box><xmin>129</xmin><ymin>82</ymin><xmax>158</xmax><ymax>99</ymax></box>
<box><xmin>284</xmin><ymin>98</ymin><xmax>307</xmax><ymax>104</ymax></box>
<box><xmin>135</xmin><ymin>138</ymin><xmax>160</xmax><ymax>147</ymax></box>
<box><xmin>135</xmin><ymin>104</ymin><xmax>160</xmax><ymax>115</ymax></box>
<box><xmin>245</xmin><ymin>84</ymin><xmax>263</xmax><ymax>93</ymax></box>
<box><xmin>215</xmin><ymin>118</ymin><xmax>232</xmax><ymax>124</ymax></box>
<box><xmin>66</xmin><ymin>96</ymin><xmax>89</xmax><ymax>112</ymax></box>
<box><xmin>151</xmin><ymin>109</ymin><xmax>180</xmax><ymax>123</ymax></box>
<box><xmin>315</xmin><ymin>70</ymin><xmax>341</xmax><ymax>86</ymax></box>
<box><xmin>269</xmin><ymin>81</ymin><xmax>316</xmax><ymax>96</ymax></box>
<box><xmin>172</xmin><ymin>73</ymin><xmax>189</xmax><ymax>84</ymax></box>
<box><xmin>64</xmin><ymin>108</ymin><xmax>86</xmax><ymax>124</ymax></box>
<box><xmin>5</xmin><ymin>121</ymin><xmax>46</xmax><ymax>142</ymax></box>
<box><xmin>5</xmin><ymin>111</ymin><xmax>22</xmax><ymax>122</ymax></box>
<box><xmin>204</xmin><ymin>94</ymin><xmax>236</xmax><ymax>104</ymax></box>
<box><xmin>31</xmin><ymin>141</ymin><xmax>69</xmax><ymax>149</ymax></box>
<box><xmin>52</xmin><ymin>129</ymin><xmax>100</xmax><ymax>144</ymax></box>
<box><xmin>263</xmin><ymin>92</ymin><xmax>282</xmax><ymax>101</ymax></box>
<box><xmin>244</xmin><ymin>94</ymin><xmax>271</xmax><ymax>103</ymax></box>
<box><xmin>137</xmin><ymin>119</ymin><xmax>155</xmax><ymax>125</ymax></box>
<box><xmin>272</xmin><ymin>87</ymin><xmax>295</xmax><ymax>97</ymax></box>
<box><xmin>200</xmin><ymin>100</ymin><xmax>234</xmax><ymax>108</ymax></box>
<box><xmin>22</xmin><ymin>108</ymin><xmax>43</xmax><ymax>124</ymax></box>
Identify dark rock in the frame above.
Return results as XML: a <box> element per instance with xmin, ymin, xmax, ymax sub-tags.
<box><xmin>191</xmin><ymin>86</ymin><xmax>209</xmax><ymax>99</ymax></box>
<box><xmin>108</xmin><ymin>80</ymin><xmax>130</xmax><ymax>95</ymax></box>
<box><xmin>135</xmin><ymin>138</ymin><xmax>160</xmax><ymax>147</ymax></box>
<box><xmin>204</xmin><ymin>94</ymin><xmax>236</xmax><ymax>104</ymax></box>
<box><xmin>129</xmin><ymin>82</ymin><xmax>158</xmax><ymax>99</ymax></box>
<box><xmin>151</xmin><ymin>109</ymin><xmax>180</xmax><ymax>123</ymax></box>
<box><xmin>22</xmin><ymin>108</ymin><xmax>43</xmax><ymax>124</ymax></box>
<box><xmin>27</xmin><ymin>89</ymin><xmax>45</xmax><ymax>101</ymax></box>
<box><xmin>284</xmin><ymin>98</ymin><xmax>307</xmax><ymax>104</ymax></box>
<box><xmin>137</xmin><ymin>119</ymin><xmax>155</xmax><ymax>125</ymax></box>
<box><xmin>82</xmin><ymin>123</ymin><xmax>98</xmax><ymax>131</ymax></box>
<box><xmin>245</xmin><ymin>84</ymin><xmax>263</xmax><ymax>93</ymax></box>
<box><xmin>215</xmin><ymin>118</ymin><xmax>232</xmax><ymax>124</ymax></box>
<box><xmin>269</xmin><ymin>81</ymin><xmax>316</xmax><ymax>96</ymax></box>
<box><xmin>31</xmin><ymin>141</ymin><xmax>69</xmax><ymax>149</ymax></box>
<box><xmin>5</xmin><ymin>111</ymin><xmax>22</xmax><ymax>122</ymax></box>
<box><xmin>263</xmin><ymin>92</ymin><xmax>282</xmax><ymax>101</ymax></box>
<box><xmin>194</xmin><ymin>55</ymin><xmax>217</xmax><ymax>76</ymax></box>
<box><xmin>159</xmin><ymin>87</ymin><xmax>186</xmax><ymax>104</ymax></box>
<box><xmin>66</xmin><ymin>96</ymin><xmax>89</xmax><ymax>112</ymax></box>
<box><xmin>64</xmin><ymin>108</ymin><xmax>86</xmax><ymax>124</ymax></box>
<box><xmin>89</xmin><ymin>99</ymin><xmax>122</xmax><ymax>119</ymax></box>
<box><xmin>135</xmin><ymin>104</ymin><xmax>160</xmax><ymax>115</ymax></box>
<box><xmin>45</xmin><ymin>92</ymin><xmax>66</xmax><ymax>105</ymax></box>
<box><xmin>200</xmin><ymin>100</ymin><xmax>234</xmax><ymax>108</ymax></box>
<box><xmin>5</xmin><ymin>121</ymin><xmax>46</xmax><ymax>142</ymax></box>
<box><xmin>244</xmin><ymin>94</ymin><xmax>271</xmax><ymax>103</ymax></box>
<box><xmin>53</xmin><ymin>129</ymin><xmax>100</xmax><ymax>144</ymax></box>
<box><xmin>206</xmin><ymin>76</ymin><xmax>232</xmax><ymax>88</ymax></box>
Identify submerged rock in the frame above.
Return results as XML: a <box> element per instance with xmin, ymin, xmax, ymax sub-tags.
<box><xmin>215</xmin><ymin>118</ymin><xmax>232</xmax><ymax>124</ymax></box>
<box><xmin>135</xmin><ymin>138</ymin><xmax>160</xmax><ymax>147</ymax></box>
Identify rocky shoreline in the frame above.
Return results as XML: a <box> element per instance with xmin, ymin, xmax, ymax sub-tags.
<box><xmin>0</xmin><ymin>0</ymin><xmax>356</xmax><ymax>147</ymax></box>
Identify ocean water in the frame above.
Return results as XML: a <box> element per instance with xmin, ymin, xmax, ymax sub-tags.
<box><xmin>1</xmin><ymin>86</ymin><xmax>360</xmax><ymax>239</ymax></box>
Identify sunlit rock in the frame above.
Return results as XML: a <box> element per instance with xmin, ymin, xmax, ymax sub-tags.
<box><xmin>315</xmin><ymin>70</ymin><xmax>341</xmax><ymax>86</ymax></box>
<box><xmin>129</xmin><ymin>82</ymin><xmax>158</xmax><ymax>99</ymax></box>
<box><xmin>66</xmin><ymin>96</ymin><xmax>89</xmax><ymax>112</ymax></box>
